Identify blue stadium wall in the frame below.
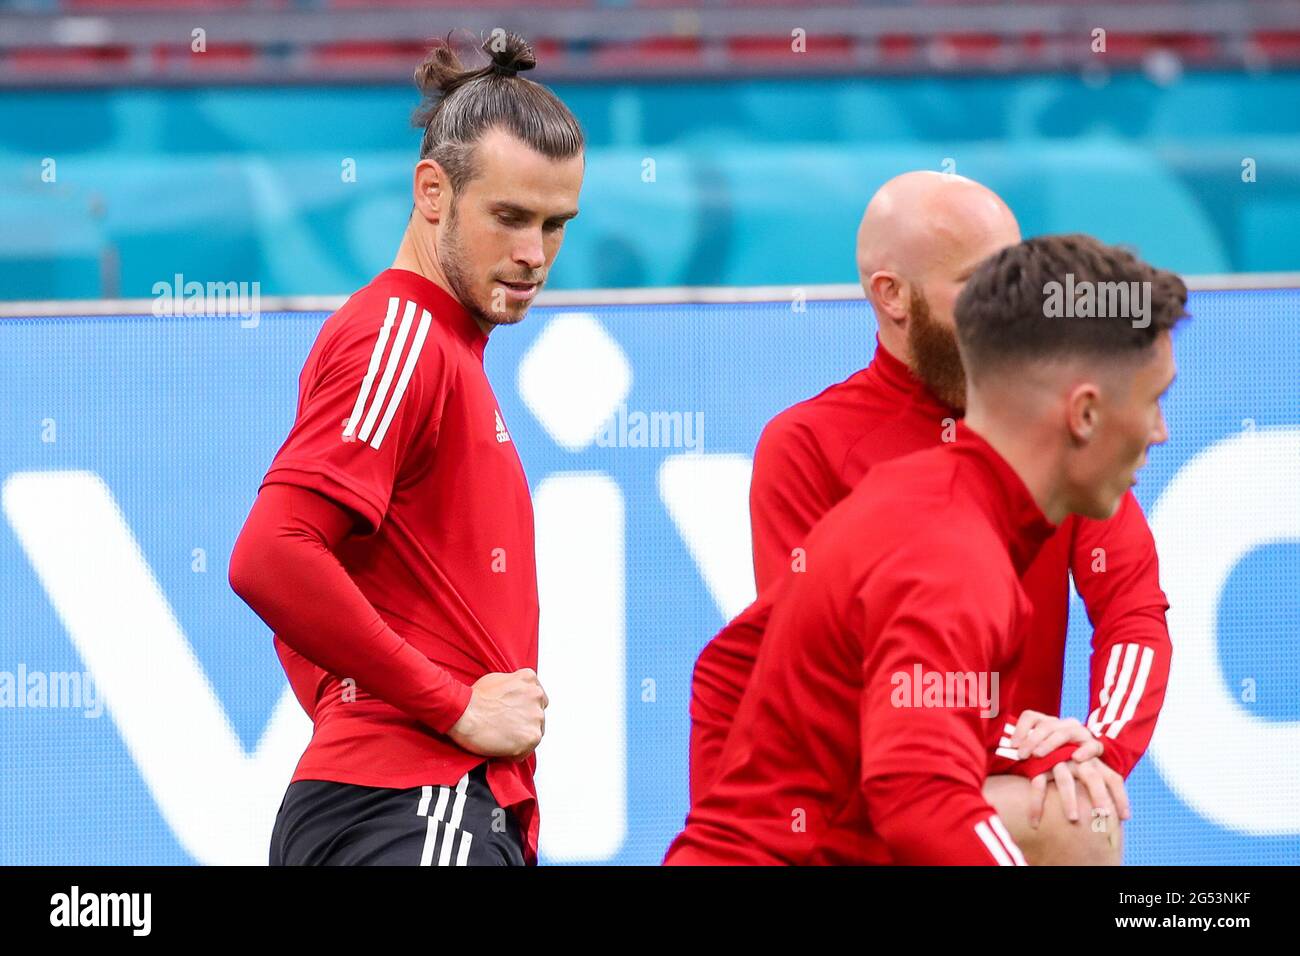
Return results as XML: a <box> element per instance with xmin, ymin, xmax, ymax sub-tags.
<box><xmin>2</xmin><ymin>70</ymin><xmax>1300</xmax><ymax>300</ymax></box>
<box><xmin>1</xmin><ymin>289</ymin><xmax>1298</xmax><ymax>864</ymax></box>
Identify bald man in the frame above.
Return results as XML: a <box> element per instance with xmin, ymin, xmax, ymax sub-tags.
<box><xmin>685</xmin><ymin>172</ymin><xmax>1172</xmax><ymax>864</ymax></box>
<box><xmin>668</xmin><ymin>234</ymin><xmax>1185</xmax><ymax>866</ymax></box>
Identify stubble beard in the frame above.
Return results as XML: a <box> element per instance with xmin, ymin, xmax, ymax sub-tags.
<box><xmin>438</xmin><ymin>205</ymin><xmax>529</xmax><ymax>330</ymax></box>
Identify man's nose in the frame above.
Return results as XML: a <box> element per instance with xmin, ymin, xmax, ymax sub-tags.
<box><xmin>1151</xmin><ymin>408</ymin><xmax>1169</xmax><ymax>446</ymax></box>
<box><xmin>516</xmin><ymin>230</ymin><xmax>545</xmax><ymax>271</ymax></box>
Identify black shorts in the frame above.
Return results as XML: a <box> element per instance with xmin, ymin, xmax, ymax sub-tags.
<box><xmin>269</xmin><ymin>762</ymin><xmax>526</xmax><ymax>866</ymax></box>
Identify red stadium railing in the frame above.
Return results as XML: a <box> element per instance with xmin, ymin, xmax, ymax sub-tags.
<box><xmin>1</xmin><ymin>2</ymin><xmax>1298</xmax><ymax>84</ymax></box>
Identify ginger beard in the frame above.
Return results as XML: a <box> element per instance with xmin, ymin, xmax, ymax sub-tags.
<box><xmin>906</xmin><ymin>287</ymin><xmax>968</xmax><ymax>412</ymax></box>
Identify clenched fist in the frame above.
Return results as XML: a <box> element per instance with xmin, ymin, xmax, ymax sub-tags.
<box><xmin>448</xmin><ymin>668</ymin><xmax>549</xmax><ymax>760</ymax></box>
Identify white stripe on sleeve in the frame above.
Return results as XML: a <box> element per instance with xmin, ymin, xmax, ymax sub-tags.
<box><xmin>1098</xmin><ymin>643</ymin><xmax>1140</xmax><ymax>730</ymax></box>
<box><xmin>1106</xmin><ymin>645</ymin><xmax>1155</xmax><ymax>739</ymax></box>
<box><xmin>343</xmin><ymin>296</ymin><xmax>399</xmax><ymax>441</ymax></box>
<box><xmin>358</xmin><ymin>298</ymin><xmax>416</xmax><ymax>443</ymax></box>
<box><xmin>370</xmin><ymin>307</ymin><xmax>432</xmax><ymax>450</ymax></box>
<box><xmin>1087</xmin><ymin>643</ymin><xmax>1125</xmax><ymax>735</ymax></box>
<box><xmin>975</xmin><ymin>819</ymin><xmax>1015</xmax><ymax>866</ymax></box>
<box><xmin>989</xmin><ymin>814</ymin><xmax>1028</xmax><ymax>866</ymax></box>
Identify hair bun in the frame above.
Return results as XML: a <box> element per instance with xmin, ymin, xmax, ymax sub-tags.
<box><xmin>411</xmin><ymin>29</ymin><xmax>538</xmax><ymax>123</ymax></box>
<box><xmin>483</xmin><ymin>31</ymin><xmax>536</xmax><ymax>78</ymax></box>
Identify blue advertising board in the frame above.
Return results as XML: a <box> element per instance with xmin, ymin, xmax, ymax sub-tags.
<box><xmin>1</xmin><ymin>288</ymin><xmax>1297</xmax><ymax>864</ymax></box>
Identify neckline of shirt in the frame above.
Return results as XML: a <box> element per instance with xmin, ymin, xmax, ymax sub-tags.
<box><xmin>379</xmin><ymin>268</ymin><xmax>488</xmax><ymax>359</ymax></box>
<box><xmin>867</xmin><ymin>336</ymin><xmax>957</xmax><ymax>419</ymax></box>
<box><xmin>951</xmin><ymin>420</ymin><xmax>1057</xmax><ymax>575</ymax></box>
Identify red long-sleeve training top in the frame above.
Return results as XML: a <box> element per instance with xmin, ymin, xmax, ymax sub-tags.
<box><xmin>667</xmin><ymin>423</ymin><xmax>1055</xmax><ymax>865</ymax></box>
<box><xmin>689</xmin><ymin>339</ymin><xmax>1171</xmax><ymax>802</ymax></box>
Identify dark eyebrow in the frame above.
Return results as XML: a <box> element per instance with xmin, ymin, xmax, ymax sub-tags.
<box><xmin>490</xmin><ymin>201</ymin><xmax>533</xmax><ymax>218</ymax></box>
<box><xmin>490</xmin><ymin>201</ymin><xmax>579</xmax><ymax>222</ymax></box>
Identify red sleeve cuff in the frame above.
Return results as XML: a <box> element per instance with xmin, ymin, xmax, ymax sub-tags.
<box><xmin>431</xmin><ymin>679</ymin><xmax>473</xmax><ymax>735</ymax></box>
<box><xmin>1098</xmin><ymin>743</ymin><xmax>1132</xmax><ymax>778</ymax></box>
<box><xmin>992</xmin><ymin>742</ymin><xmax>1077</xmax><ymax>779</ymax></box>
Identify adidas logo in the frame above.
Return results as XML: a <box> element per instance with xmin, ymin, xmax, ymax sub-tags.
<box><xmin>495</xmin><ymin>409</ymin><xmax>511</xmax><ymax>444</ymax></box>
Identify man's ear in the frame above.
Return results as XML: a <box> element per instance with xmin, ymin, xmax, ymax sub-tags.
<box><xmin>1066</xmin><ymin>381</ymin><xmax>1102</xmax><ymax>444</ymax></box>
<box><xmin>413</xmin><ymin>159</ymin><xmax>449</xmax><ymax>224</ymax></box>
<box><xmin>868</xmin><ymin>271</ymin><xmax>908</xmax><ymax>328</ymax></box>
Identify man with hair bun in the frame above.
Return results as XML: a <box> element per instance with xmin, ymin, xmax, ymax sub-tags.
<box><xmin>229</xmin><ymin>32</ymin><xmax>584</xmax><ymax>866</ymax></box>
